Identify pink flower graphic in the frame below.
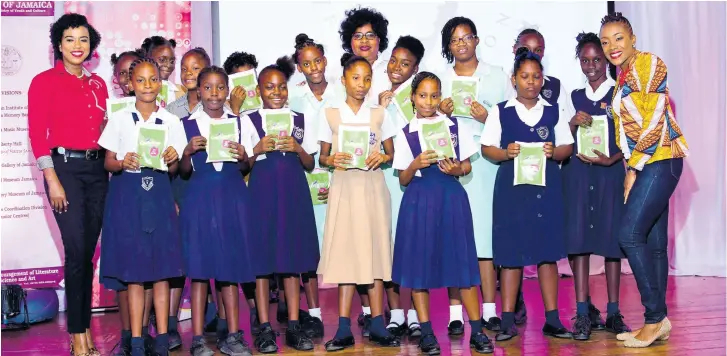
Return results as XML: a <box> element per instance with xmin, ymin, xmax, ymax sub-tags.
<box><xmin>150</xmin><ymin>147</ymin><xmax>159</xmax><ymax>156</ymax></box>
<box><xmin>222</xmin><ymin>140</ymin><xmax>231</xmax><ymax>148</ymax></box>
<box><xmin>318</xmin><ymin>188</ymin><xmax>326</xmax><ymax>193</ymax></box>
<box><xmin>592</xmin><ymin>137</ymin><xmax>601</xmax><ymax>145</ymax></box>
<box><xmin>464</xmin><ymin>96</ymin><xmax>472</xmax><ymax>106</ymax></box>
<box><xmin>437</xmin><ymin>138</ymin><xmax>446</xmax><ymax>147</ymax></box>
<box><xmin>247</xmin><ymin>90</ymin><xmax>256</xmax><ymax>97</ymax></box>
<box><xmin>354</xmin><ymin>148</ymin><xmax>363</xmax><ymax>156</ymax></box>
<box><xmin>279</xmin><ymin>130</ymin><xmax>288</xmax><ymax>137</ymax></box>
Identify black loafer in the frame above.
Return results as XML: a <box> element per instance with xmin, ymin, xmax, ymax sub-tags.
<box><xmin>254</xmin><ymin>325</ymin><xmax>279</xmax><ymax>354</ymax></box>
<box><xmin>605</xmin><ymin>313</ymin><xmax>631</xmax><ymax>334</ymax></box>
<box><xmin>470</xmin><ymin>331</ymin><xmax>494</xmax><ymax>354</ymax></box>
<box><xmin>303</xmin><ymin>316</ymin><xmax>324</xmax><ymax>338</ymax></box>
<box><xmin>408</xmin><ymin>322</ymin><xmax>422</xmax><ymax>338</ymax></box>
<box><xmin>325</xmin><ymin>336</ymin><xmax>355</xmax><ymax>352</ymax></box>
<box><xmin>386</xmin><ymin>321</ymin><xmax>408</xmax><ymax>337</ymax></box>
<box><xmin>495</xmin><ymin>324</ymin><xmax>519</xmax><ymax>341</ymax></box>
<box><xmin>285</xmin><ymin>325</ymin><xmax>314</xmax><ymax>351</ymax></box>
<box><xmin>419</xmin><ymin>334</ymin><xmax>441</xmax><ymax>355</ymax></box>
<box><xmin>572</xmin><ymin>314</ymin><xmax>592</xmax><ymax>341</ymax></box>
<box><xmin>483</xmin><ymin>317</ymin><xmax>502</xmax><ymax>331</ymax></box>
<box><xmin>447</xmin><ymin>320</ymin><xmax>465</xmax><ymax>336</ymax></box>
<box><xmin>542</xmin><ymin>323</ymin><xmax>573</xmax><ymax>339</ymax></box>
<box><xmin>369</xmin><ymin>332</ymin><xmax>400</xmax><ymax>347</ymax></box>
<box><xmin>588</xmin><ymin>304</ymin><xmax>606</xmax><ymax>331</ymax></box>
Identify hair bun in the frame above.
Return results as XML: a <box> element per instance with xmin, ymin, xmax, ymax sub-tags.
<box><xmin>295</xmin><ymin>33</ymin><xmax>310</xmax><ymax>46</ymax></box>
<box><xmin>576</xmin><ymin>32</ymin><xmax>586</xmax><ymax>42</ymax></box>
<box><xmin>275</xmin><ymin>56</ymin><xmax>295</xmax><ymax>79</ymax></box>
<box><xmin>340</xmin><ymin>52</ymin><xmax>354</xmax><ymax>67</ymax></box>
<box><xmin>514</xmin><ymin>46</ymin><xmax>530</xmax><ymax>58</ymax></box>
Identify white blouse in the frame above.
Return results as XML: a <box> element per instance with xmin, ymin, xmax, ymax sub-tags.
<box><xmin>317</xmin><ymin>99</ymin><xmax>397</xmax><ymax>144</ymax></box>
<box><xmin>243</xmin><ymin>109</ymin><xmax>319</xmax><ymax>162</ymax></box>
<box><xmin>188</xmin><ymin>107</ymin><xmax>256</xmax><ymax>171</ymax></box>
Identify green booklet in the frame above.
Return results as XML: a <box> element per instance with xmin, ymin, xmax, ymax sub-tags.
<box><xmin>451</xmin><ymin>76</ymin><xmax>480</xmax><ymax>118</ymax></box>
<box><xmin>577</xmin><ymin>115</ymin><xmax>609</xmax><ymax>158</ymax></box>
<box><xmin>338</xmin><ymin>125</ymin><xmax>370</xmax><ymax>170</ymax></box>
<box><xmin>136</xmin><ymin>124</ymin><xmax>168</xmax><ymax>171</ymax></box>
<box><xmin>417</xmin><ymin>118</ymin><xmax>455</xmax><ymax>160</ymax></box>
<box><xmin>514</xmin><ymin>142</ymin><xmax>546</xmax><ymax>186</ymax></box>
<box><xmin>106</xmin><ymin>97</ymin><xmax>136</xmax><ymax>115</ymax></box>
<box><xmin>206</xmin><ymin>119</ymin><xmax>238</xmax><ymax>163</ymax></box>
<box><xmin>393</xmin><ymin>78</ymin><xmax>415</xmax><ymax>123</ymax></box>
<box><xmin>229</xmin><ymin>69</ymin><xmax>262</xmax><ymax>111</ymax></box>
<box><xmin>156</xmin><ymin>81</ymin><xmax>175</xmax><ymax>108</ymax></box>
<box><xmin>262</xmin><ymin>109</ymin><xmax>293</xmax><ymax>146</ymax></box>
<box><xmin>305</xmin><ymin>168</ymin><xmax>331</xmax><ymax>205</ymax></box>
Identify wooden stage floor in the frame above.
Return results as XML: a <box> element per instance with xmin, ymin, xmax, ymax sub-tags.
<box><xmin>2</xmin><ymin>275</ymin><xmax>725</xmax><ymax>355</ymax></box>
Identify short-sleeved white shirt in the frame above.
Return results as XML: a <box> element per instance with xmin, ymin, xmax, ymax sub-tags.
<box><xmin>332</xmin><ymin>55</ymin><xmax>390</xmax><ymax>107</ymax></box>
<box><xmin>188</xmin><ymin>107</ymin><xmax>256</xmax><ymax>171</ymax></box>
<box><xmin>392</xmin><ymin>115</ymin><xmax>478</xmax><ymax>177</ymax></box>
<box><xmin>98</xmin><ymin>106</ymin><xmax>187</xmax><ymax>172</ymax></box>
<box><xmin>243</xmin><ymin>109</ymin><xmax>319</xmax><ymax>162</ymax></box>
<box><xmin>479</xmin><ymin>97</ymin><xmax>575</xmax><ymax>148</ymax></box>
<box><xmin>317</xmin><ymin>99</ymin><xmax>397</xmax><ymax>144</ymax></box>
<box><xmin>288</xmin><ymin>77</ymin><xmax>341</xmax><ymax>149</ymax></box>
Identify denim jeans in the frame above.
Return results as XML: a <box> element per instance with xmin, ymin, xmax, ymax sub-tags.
<box><xmin>619</xmin><ymin>158</ymin><xmax>682</xmax><ymax>324</ymax></box>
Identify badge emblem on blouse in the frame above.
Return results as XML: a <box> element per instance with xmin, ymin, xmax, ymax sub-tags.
<box><xmin>369</xmin><ymin>132</ymin><xmax>376</xmax><ymax>146</ymax></box>
<box><xmin>142</xmin><ymin>177</ymin><xmax>154</xmax><ymax>191</ymax></box>
<box><xmin>293</xmin><ymin>126</ymin><xmax>304</xmax><ymax>140</ymax></box>
<box><xmin>542</xmin><ymin>89</ymin><xmax>552</xmax><ymax>99</ymax></box>
<box><xmin>536</xmin><ymin>126</ymin><xmax>549</xmax><ymax>140</ymax></box>
<box><xmin>450</xmin><ymin>133</ymin><xmax>458</xmax><ymax>148</ymax></box>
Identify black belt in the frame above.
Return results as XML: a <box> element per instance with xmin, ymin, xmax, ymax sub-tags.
<box><xmin>51</xmin><ymin>147</ymin><xmax>104</xmax><ymax>160</ymax></box>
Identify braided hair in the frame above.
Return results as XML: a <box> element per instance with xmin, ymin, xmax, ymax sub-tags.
<box><xmin>600</xmin><ymin>12</ymin><xmax>633</xmax><ymax>35</ymax></box>
<box><xmin>575</xmin><ymin>32</ymin><xmax>616</xmax><ymax>80</ymax></box>
<box><xmin>141</xmin><ymin>36</ymin><xmax>177</xmax><ymax>57</ymax></box>
<box><xmin>292</xmin><ymin>33</ymin><xmax>325</xmax><ymax>64</ymax></box>
<box><xmin>410</xmin><ymin>71</ymin><xmax>441</xmax><ymax>114</ymax></box>
<box><xmin>128</xmin><ymin>57</ymin><xmax>160</xmax><ymax>78</ymax></box>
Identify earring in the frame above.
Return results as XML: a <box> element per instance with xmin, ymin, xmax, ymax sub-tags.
<box><xmin>632</xmin><ymin>44</ymin><xmax>635</xmax><ymax>48</ymax></box>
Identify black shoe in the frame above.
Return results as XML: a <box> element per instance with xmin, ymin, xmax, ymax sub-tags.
<box><xmin>362</xmin><ymin>314</ymin><xmax>372</xmax><ymax>337</ymax></box>
<box><xmin>588</xmin><ymin>304</ymin><xmax>606</xmax><ymax>330</ymax></box>
<box><xmin>469</xmin><ymin>331</ymin><xmax>494</xmax><ymax>354</ymax></box>
<box><xmin>357</xmin><ymin>312</ymin><xmax>367</xmax><ymax>326</ymax></box>
<box><xmin>167</xmin><ymin>330</ymin><xmax>182</xmax><ymax>350</ymax></box>
<box><xmin>302</xmin><ymin>315</ymin><xmax>324</xmax><ymax>338</ymax></box>
<box><xmin>204</xmin><ymin>314</ymin><xmax>219</xmax><ymax>334</ymax></box>
<box><xmin>572</xmin><ymin>314</ymin><xmax>592</xmax><ymax>341</ymax></box>
<box><xmin>324</xmin><ymin>336</ymin><xmax>355</xmax><ymax>352</ymax></box>
<box><xmin>418</xmin><ymin>333</ymin><xmax>441</xmax><ymax>355</ymax></box>
<box><xmin>495</xmin><ymin>324</ymin><xmax>519</xmax><ymax>341</ymax></box>
<box><xmin>285</xmin><ymin>324</ymin><xmax>314</xmax><ymax>351</ymax></box>
<box><xmin>250</xmin><ymin>310</ymin><xmax>261</xmax><ymax>336</ymax></box>
<box><xmin>149</xmin><ymin>310</ymin><xmax>157</xmax><ymax>332</ymax></box>
<box><xmin>369</xmin><ymin>332</ymin><xmax>401</xmax><ymax>347</ymax></box>
<box><xmin>111</xmin><ymin>339</ymin><xmax>131</xmax><ymax>356</ymax></box>
<box><xmin>447</xmin><ymin>320</ymin><xmax>464</xmax><ymax>336</ymax></box>
<box><xmin>605</xmin><ymin>313</ymin><xmax>631</xmax><ymax>334</ymax></box>
<box><xmin>276</xmin><ymin>303</ymin><xmax>288</xmax><ymax>324</ymax></box>
<box><xmin>386</xmin><ymin>321</ymin><xmax>408</xmax><ymax>337</ymax></box>
<box><xmin>483</xmin><ymin>317</ymin><xmax>502</xmax><ymax>331</ymax></box>
<box><xmin>408</xmin><ymin>322</ymin><xmax>422</xmax><ymax>338</ymax></box>
<box><xmin>143</xmin><ymin>333</ymin><xmax>154</xmax><ymax>355</ymax></box>
<box><xmin>514</xmin><ymin>298</ymin><xmax>527</xmax><ymax>325</ymax></box>
<box><xmin>254</xmin><ymin>325</ymin><xmax>279</xmax><ymax>354</ymax></box>
<box><xmin>542</xmin><ymin>323</ymin><xmax>573</xmax><ymax>339</ymax></box>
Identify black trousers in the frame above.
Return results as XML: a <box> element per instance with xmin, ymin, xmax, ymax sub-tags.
<box><xmin>45</xmin><ymin>155</ymin><xmax>108</xmax><ymax>334</ymax></box>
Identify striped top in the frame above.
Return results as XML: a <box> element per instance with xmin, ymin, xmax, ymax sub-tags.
<box><xmin>611</xmin><ymin>51</ymin><xmax>688</xmax><ymax>171</ymax></box>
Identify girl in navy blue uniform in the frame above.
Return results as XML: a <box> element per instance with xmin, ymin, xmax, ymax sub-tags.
<box><xmin>98</xmin><ymin>58</ymin><xmax>187</xmax><ymax>356</ymax></box>
<box><xmin>562</xmin><ymin>32</ymin><xmax>630</xmax><ymax>340</ymax></box>
<box><xmin>480</xmin><ymin>48</ymin><xmax>573</xmax><ymax>341</ymax></box>
<box><xmin>392</xmin><ymin>72</ymin><xmax>493</xmax><ymax>355</ymax></box>
<box><xmin>179</xmin><ymin>66</ymin><xmax>256</xmax><ymax>356</ymax></box>
<box><xmin>245</xmin><ymin>57</ymin><xmax>319</xmax><ymax>353</ymax></box>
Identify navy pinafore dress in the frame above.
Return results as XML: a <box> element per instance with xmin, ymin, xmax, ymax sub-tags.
<box><xmin>180</xmin><ymin>114</ymin><xmax>257</xmax><ymax>283</ymax></box>
<box><xmin>100</xmin><ymin>113</ymin><xmax>185</xmax><ymax>284</ymax></box>
<box><xmin>246</xmin><ymin>110</ymin><xmax>320</xmax><ymax>275</ymax></box>
<box><xmin>561</xmin><ymin>87</ymin><xmax>625</xmax><ymax>258</ymax></box>
<box><xmin>492</xmin><ymin>102</ymin><xmax>567</xmax><ymax>267</ymax></box>
<box><xmin>391</xmin><ymin>121</ymin><xmax>480</xmax><ymax>289</ymax></box>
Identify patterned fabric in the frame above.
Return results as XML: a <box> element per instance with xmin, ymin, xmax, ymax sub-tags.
<box><xmin>611</xmin><ymin>51</ymin><xmax>689</xmax><ymax>171</ymax></box>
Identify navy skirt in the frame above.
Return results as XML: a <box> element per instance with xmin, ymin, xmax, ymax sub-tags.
<box><xmin>392</xmin><ymin>168</ymin><xmax>480</xmax><ymax>289</ymax></box>
<box><xmin>100</xmin><ymin>169</ymin><xmax>185</xmax><ymax>283</ymax></box>
<box><xmin>247</xmin><ymin>153</ymin><xmax>320</xmax><ymax>275</ymax></box>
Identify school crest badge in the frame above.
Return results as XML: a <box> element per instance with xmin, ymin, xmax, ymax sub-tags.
<box><xmin>142</xmin><ymin>177</ymin><xmax>154</xmax><ymax>191</ymax></box>
<box><xmin>369</xmin><ymin>132</ymin><xmax>376</xmax><ymax>145</ymax></box>
<box><xmin>605</xmin><ymin>105</ymin><xmax>613</xmax><ymax>120</ymax></box>
<box><xmin>450</xmin><ymin>132</ymin><xmax>458</xmax><ymax>148</ymax></box>
<box><xmin>536</xmin><ymin>126</ymin><xmax>550</xmax><ymax>140</ymax></box>
<box><xmin>292</xmin><ymin>126</ymin><xmax>304</xmax><ymax>141</ymax></box>
<box><xmin>542</xmin><ymin>89</ymin><xmax>552</xmax><ymax>99</ymax></box>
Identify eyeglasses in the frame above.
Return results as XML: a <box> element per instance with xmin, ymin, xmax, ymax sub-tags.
<box><xmin>155</xmin><ymin>56</ymin><xmax>176</xmax><ymax>65</ymax></box>
<box><xmin>352</xmin><ymin>32</ymin><xmax>377</xmax><ymax>41</ymax></box>
<box><xmin>450</xmin><ymin>34</ymin><xmax>477</xmax><ymax>45</ymax></box>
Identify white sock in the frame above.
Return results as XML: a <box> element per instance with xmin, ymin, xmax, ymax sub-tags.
<box><xmin>482</xmin><ymin>303</ymin><xmax>497</xmax><ymax>320</ymax></box>
<box><xmin>362</xmin><ymin>306</ymin><xmax>371</xmax><ymax>315</ymax></box>
<box><xmin>449</xmin><ymin>305</ymin><xmax>463</xmax><ymax>323</ymax></box>
<box><xmin>387</xmin><ymin>309</ymin><xmax>405</xmax><ymax>327</ymax></box>
<box><xmin>308</xmin><ymin>308</ymin><xmax>322</xmax><ymax>320</ymax></box>
<box><xmin>407</xmin><ymin>309</ymin><xmax>419</xmax><ymax>325</ymax></box>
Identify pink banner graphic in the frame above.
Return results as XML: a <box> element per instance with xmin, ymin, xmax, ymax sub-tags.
<box><xmin>1</xmin><ymin>1</ymin><xmax>54</xmax><ymax>16</ymax></box>
<box><xmin>1</xmin><ymin>267</ymin><xmax>64</xmax><ymax>288</ymax></box>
